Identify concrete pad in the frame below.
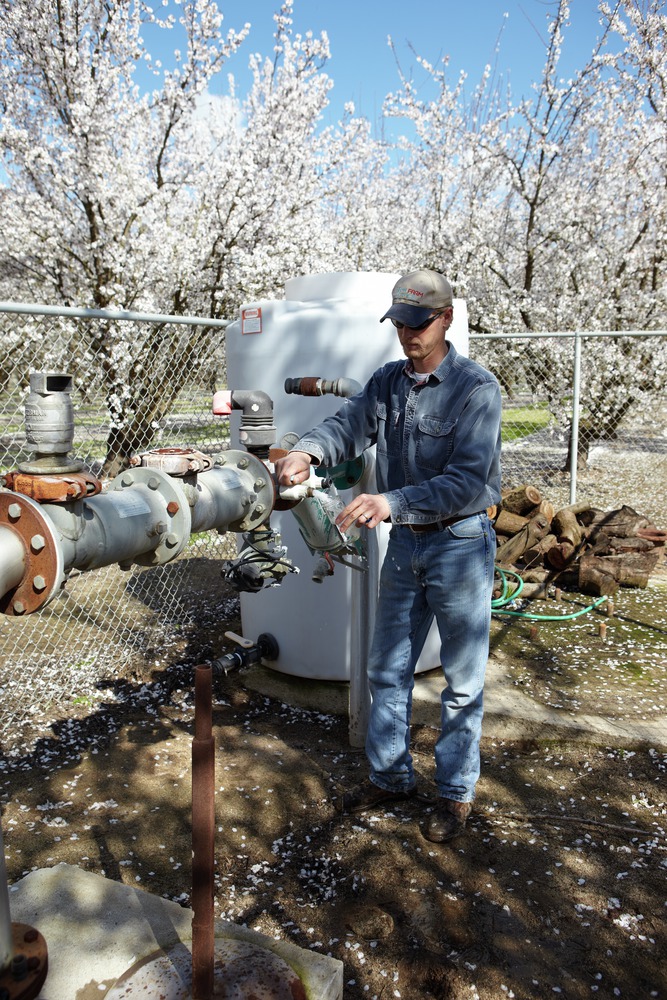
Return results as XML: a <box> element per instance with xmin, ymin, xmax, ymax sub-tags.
<box><xmin>8</xmin><ymin>863</ymin><xmax>343</xmax><ymax>1000</ymax></box>
<box><xmin>241</xmin><ymin>657</ymin><xmax>667</xmax><ymax>750</ymax></box>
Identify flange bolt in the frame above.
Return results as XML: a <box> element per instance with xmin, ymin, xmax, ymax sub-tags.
<box><xmin>31</xmin><ymin>534</ymin><xmax>46</xmax><ymax>552</ymax></box>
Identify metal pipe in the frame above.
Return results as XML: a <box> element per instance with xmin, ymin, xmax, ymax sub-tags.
<box><xmin>348</xmin><ymin>453</ymin><xmax>378</xmax><ymax>747</ymax></box>
<box><xmin>0</xmin><ymin>301</ymin><xmax>229</xmax><ymax>328</ymax></box>
<box><xmin>468</xmin><ymin>330</ymin><xmax>667</xmax><ymax>340</ymax></box>
<box><xmin>284</xmin><ymin>376</ymin><xmax>362</xmax><ymax>398</ymax></box>
<box><xmin>569</xmin><ymin>329</ymin><xmax>583</xmax><ymax>505</ymax></box>
<box><xmin>0</xmin><ymin>816</ymin><xmax>12</xmax><ymax>974</ymax></box>
<box><xmin>0</xmin><ymin>526</ymin><xmax>26</xmax><ymax>604</ymax></box>
<box><xmin>187</xmin><ymin>463</ymin><xmax>275</xmax><ymax>536</ymax></box>
<box><xmin>0</xmin><ymin>453</ymin><xmax>278</xmax><ymax>612</ymax></box>
<box><xmin>192</xmin><ymin>665</ymin><xmax>215</xmax><ymax>1000</ymax></box>
<box><xmin>44</xmin><ymin>478</ymin><xmax>192</xmax><ymax>572</ymax></box>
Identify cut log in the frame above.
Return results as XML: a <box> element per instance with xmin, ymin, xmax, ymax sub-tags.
<box><xmin>557</xmin><ymin>501</ymin><xmax>597</xmax><ymax>518</ymax></box>
<box><xmin>494</xmin><ymin>509</ymin><xmax>530</xmax><ymax>536</ymax></box>
<box><xmin>579</xmin><ymin>551</ymin><xmax>660</xmax><ymax>589</ymax></box>
<box><xmin>533</xmin><ymin>499</ymin><xmax>555</xmax><ymax>522</ymax></box>
<box><xmin>592</xmin><ymin>533</ymin><xmax>656</xmax><ymax>556</ymax></box>
<box><xmin>496</xmin><ymin>512</ymin><xmax>550</xmax><ymax>566</ymax></box>
<box><xmin>520</xmin><ymin>580</ymin><xmax>552</xmax><ymax>599</ymax></box>
<box><xmin>637</xmin><ymin>527</ymin><xmax>667</xmax><ymax>544</ymax></box>
<box><xmin>546</xmin><ymin>540</ymin><xmax>577</xmax><ymax>570</ymax></box>
<box><xmin>587</xmin><ymin>504</ymin><xmax>654</xmax><ymax>540</ymax></box>
<box><xmin>552</xmin><ymin>508</ymin><xmax>584</xmax><ymax>548</ymax></box>
<box><xmin>500</xmin><ymin>485</ymin><xmax>543</xmax><ymax>515</ymax></box>
<box><xmin>521</xmin><ymin>568</ymin><xmax>553</xmax><ymax>585</ymax></box>
<box><xmin>521</xmin><ymin>533</ymin><xmax>558</xmax><ymax>568</ymax></box>
<box><xmin>575</xmin><ymin>506</ymin><xmax>604</xmax><ymax>527</ymax></box>
<box><xmin>578</xmin><ymin>558</ymin><xmax>620</xmax><ymax>597</ymax></box>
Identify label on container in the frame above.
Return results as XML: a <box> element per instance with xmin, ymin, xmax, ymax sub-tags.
<box><xmin>241</xmin><ymin>307</ymin><xmax>262</xmax><ymax>335</ymax></box>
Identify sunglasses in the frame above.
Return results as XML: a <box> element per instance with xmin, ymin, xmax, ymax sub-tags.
<box><xmin>391</xmin><ymin>312</ymin><xmax>444</xmax><ymax>332</ymax></box>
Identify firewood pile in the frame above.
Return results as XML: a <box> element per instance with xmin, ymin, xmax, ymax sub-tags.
<box><xmin>489</xmin><ymin>486</ymin><xmax>667</xmax><ymax>599</ymax></box>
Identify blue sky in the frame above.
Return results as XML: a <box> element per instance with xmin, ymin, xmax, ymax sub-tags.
<box><xmin>144</xmin><ymin>1</ymin><xmax>611</xmax><ymax>128</ymax></box>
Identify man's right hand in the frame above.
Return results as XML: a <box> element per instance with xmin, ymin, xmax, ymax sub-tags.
<box><xmin>273</xmin><ymin>451</ymin><xmax>313</xmax><ymax>486</ymax></box>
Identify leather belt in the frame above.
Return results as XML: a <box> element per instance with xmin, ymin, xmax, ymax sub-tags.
<box><xmin>408</xmin><ymin>513</ymin><xmax>479</xmax><ymax>533</ymax></box>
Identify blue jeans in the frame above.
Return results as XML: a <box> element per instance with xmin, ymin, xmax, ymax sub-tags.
<box><xmin>365</xmin><ymin>513</ymin><xmax>495</xmax><ymax>802</ymax></box>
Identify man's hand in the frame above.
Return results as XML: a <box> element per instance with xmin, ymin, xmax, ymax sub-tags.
<box><xmin>336</xmin><ymin>492</ymin><xmax>391</xmax><ymax>532</ymax></box>
<box><xmin>274</xmin><ymin>451</ymin><xmax>313</xmax><ymax>486</ymax></box>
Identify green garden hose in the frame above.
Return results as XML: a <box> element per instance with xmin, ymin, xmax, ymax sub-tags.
<box><xmin>491</xmin><ymin>565</ymin><xmax>607</xmax><ymax>620</ymax></box>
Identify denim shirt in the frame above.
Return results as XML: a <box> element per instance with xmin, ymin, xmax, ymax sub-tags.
<box><xmin>293</xmin><ymin>343</ymin><xmax>502</xmax><ymax>526</ymax></box>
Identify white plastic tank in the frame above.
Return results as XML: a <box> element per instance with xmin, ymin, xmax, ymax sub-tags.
<box><xmin>224</xmin><ymin>272</ymin><xmax>469</xmax><ymax>681</ymax></box>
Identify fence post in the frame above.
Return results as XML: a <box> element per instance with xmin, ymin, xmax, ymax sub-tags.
<box><xmin>569</xmin><ymin>329</ymin><xmax>583</xmax><ymax>505</ymax></box>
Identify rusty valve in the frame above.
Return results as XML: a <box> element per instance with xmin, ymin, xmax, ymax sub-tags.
<box><xmin>3</xmin><ymin>471</ymin><xmax>102</xmax><ymax>502</ymax></box>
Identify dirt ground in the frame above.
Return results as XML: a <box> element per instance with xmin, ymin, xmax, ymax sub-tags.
<box><xmin>1</xmin><ymin>572</ymin><xmax>666</xmax><ymax>1000</ymax></box>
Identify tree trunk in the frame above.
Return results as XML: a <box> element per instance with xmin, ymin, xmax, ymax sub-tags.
<box><xmin>563</xmin><ymin>427</ymin><xmax>590</xmax><ymax>471</ymax></box>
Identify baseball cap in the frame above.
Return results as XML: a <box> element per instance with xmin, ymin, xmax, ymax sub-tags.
<box><xmin>380</xmin><ymin>269</ymin><xmax>453</xmax><ymax>327</ymax></box>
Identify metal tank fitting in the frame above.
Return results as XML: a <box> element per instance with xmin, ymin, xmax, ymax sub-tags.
<box><xmin>20</xmin><ymin>372</ymin><xmax>82</xmax><ymax>474</ymax></box>
<box><xmin>284</xmin><ymin>376</ymin><xmax>361</xmax><ymax>399</ymax></box>
<box><xmin>211</xmin><ymin>631</ymin><xmax>279</xmax><ymax>673</ymax></box>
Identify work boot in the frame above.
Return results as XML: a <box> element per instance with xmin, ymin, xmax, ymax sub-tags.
<box><xmin>424</xmin><ymin>798</ymin><xmax>473</xmax><ymax>842</ymax></box>
<box><xmin>338</xmin><ymin>778</ymin><xmax>418</xmax><ymax>814</ymax></box>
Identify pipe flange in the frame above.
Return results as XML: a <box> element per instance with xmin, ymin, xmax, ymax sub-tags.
<box><xmin>0</xmin><ymin>492</ymin><xmax>64</xmax><ymax>615</ymax></box>
<box><xmin>129</xmin><ymin>448</ymin><xmax>213</xmax><ymax>476</ymax></box>
<box><xmin>217</xmin><ymin>451</ymin><xmax>275</xmax><ymax>532</ymax></box>
<box><xmin>109</xmin><ymin>466</ymin><xmax>191</xmax><ymax>565</ymax></box>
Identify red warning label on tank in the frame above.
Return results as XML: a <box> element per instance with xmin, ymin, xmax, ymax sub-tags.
<box><xmin>241</xmin><ymin>307</ymin><xmax>262</xmax><ymax>335</ymax></box>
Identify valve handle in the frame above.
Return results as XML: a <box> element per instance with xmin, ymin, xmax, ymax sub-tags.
<box><xmin>223</xmin><ymin>630</ymin><xmax>254</xmax><ymax>649</ymax></box>
<box><xmin>212</xmin><ymin>390</ymin><xmax>233</xmax><ymax>415</ymax></box>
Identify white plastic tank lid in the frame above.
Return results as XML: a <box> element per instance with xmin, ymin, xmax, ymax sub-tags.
<box><xmin>285</xmin><ymin>271</ymin><xmax>400</xmax><ymax>304</ymax></box>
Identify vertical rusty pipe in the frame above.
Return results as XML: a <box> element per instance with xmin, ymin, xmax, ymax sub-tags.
<box><xmin>0</xmin><ymin>815</ymin><xmax>12</xmax><ymax>974</ymax></box>
<box><xmin>192</xmin><ymin>664</ymin><xmax>215</xmax><ymax>1000</ymax></box>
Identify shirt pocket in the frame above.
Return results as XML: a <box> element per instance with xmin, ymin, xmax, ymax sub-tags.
<box><xmin>415</xmin><ymin>414</ymin><xmax>456</xmax><ymax>472</ymax></box>
<box><xmin>375</xmin><ymin>400</ymin><xmax>401</xmax><ymax>457</ymax></box>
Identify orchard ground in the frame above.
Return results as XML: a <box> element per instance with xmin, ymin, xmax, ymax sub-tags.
<box><xmin>1</xmin><ymin>545</ymin><xmax>666</xmax><ymax>1000</ymax></box>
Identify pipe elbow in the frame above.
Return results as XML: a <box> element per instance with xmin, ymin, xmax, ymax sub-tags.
<box><xmin>230</xmin><ymin>389</ymin><xmax>274</xmax><ymax>422</ymax></box>
<box><xmin>329</xmin><ymin>377</ymin><xmax>362</xmax><ymax>398</ymax></box>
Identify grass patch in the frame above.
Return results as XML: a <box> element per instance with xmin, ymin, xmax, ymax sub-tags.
<box><xmin>502</xmin><ymin>402</ymin><xmax>553</xmax><ymax>441</ymax></box>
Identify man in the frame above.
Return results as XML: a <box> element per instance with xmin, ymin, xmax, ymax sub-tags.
<box><xmin>275</xmin><ymin>269</ymin><xmax>501</xmax><ymax>842</ymax></box>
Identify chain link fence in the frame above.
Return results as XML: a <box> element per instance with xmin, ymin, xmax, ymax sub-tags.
<box><xmin>1</xmin><ymin>304</ymin><xmax>665</xmax><ymax>751</ymax></box>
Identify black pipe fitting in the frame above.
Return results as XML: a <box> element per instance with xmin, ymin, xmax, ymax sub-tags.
<box><xmin>230</xmin><ymin>389</ymin><xmax>276</xmax><ymax>460</ymax></box>
<box><xmin>211</xmin><ymin>632</ymin><xmax>279</xmax><ymax>674</ymax></box>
